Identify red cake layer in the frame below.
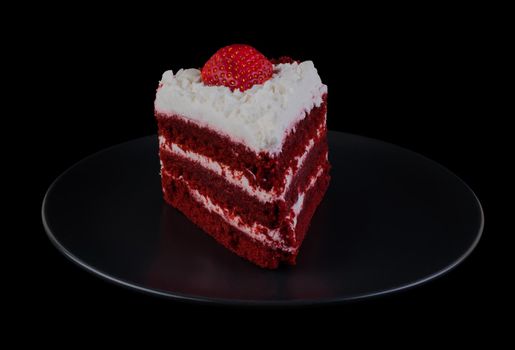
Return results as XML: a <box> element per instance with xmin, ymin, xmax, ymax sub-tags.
<box><xmin>155</xmin><ymin>94</ymin><xmax>327</xmax><ymax>193</ymax></box>
<box><xmin>159</xmin><ymin>134</ymin><xmax>329</xmax><ymax>232</ymax></box>
<box><xmin>162</xmin><ymin>165</ymin><xmax>330</xmax><ymax>269</ymax></box>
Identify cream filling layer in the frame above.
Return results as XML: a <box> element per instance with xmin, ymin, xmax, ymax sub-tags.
<box><xmin>162</xmin><ymin>165</ymin><xmax>325</xmax><ymax>252</ymax></box>
<box><xmin>158</xmin><ymin>117</ymin><xmax>325</xmax><ymax>203</ymax></box>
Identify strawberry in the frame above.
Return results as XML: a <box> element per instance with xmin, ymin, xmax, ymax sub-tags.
<box><xmin>201</xmin><ymin>44</ymin><xmax>273</xmax><ymax>92</ymax></box>
<box><xmin>270</xmin><ymin>56</ymin><xmax>297</xmax><ymax>64</ymax></box>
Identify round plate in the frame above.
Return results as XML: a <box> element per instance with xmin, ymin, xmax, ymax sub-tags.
<box><xmin>42</xmin><ymin>132</ymin><xmax>483</xmax><ymax>305</ymax></box>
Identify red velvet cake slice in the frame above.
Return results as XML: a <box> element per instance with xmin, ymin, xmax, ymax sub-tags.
<box><xmin>154</xmin><ymin>44</ymin><xmax>330</xmax><ymax>269</ymax></box>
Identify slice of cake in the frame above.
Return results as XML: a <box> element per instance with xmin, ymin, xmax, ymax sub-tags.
<box><xmin>154</xmin><ymin>44</ymin><xmax>329</xmax><ymax>269</ymax></box>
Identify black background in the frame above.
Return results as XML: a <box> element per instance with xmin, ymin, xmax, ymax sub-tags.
<box><xmin>26</xmin><ymin>14</ymin><xmax>502</xmax><ymax>328</ymax></box>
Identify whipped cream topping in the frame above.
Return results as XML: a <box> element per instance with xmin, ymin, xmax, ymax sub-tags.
<box><xmin>155</xmin><ymin>62</ymin><xmax>327</xmax><ymax>155</ymax></box>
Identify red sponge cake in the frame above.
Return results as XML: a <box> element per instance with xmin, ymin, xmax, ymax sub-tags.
<box><xmin>154</xmin><ymin>45</ymin><xmax>330</xmax><ymax>269</ymax></box>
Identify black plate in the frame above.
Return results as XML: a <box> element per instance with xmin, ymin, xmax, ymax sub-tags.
<box><xmin>42</xmin><ymin>132</ymin><xmax>483</xmax><ymax>305</ymax></box>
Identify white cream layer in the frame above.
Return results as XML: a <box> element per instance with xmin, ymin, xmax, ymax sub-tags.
<box><xmin>163</xmin><ymin>165</ymin><xmax>325</xmax><ymax>252</ymax></box>
<box><xmin>155</xmin><ymin>62</ymin><xmax>327</xmax><ymax>155</ymax></box>
<box><xmin>159</xmin><ymin>130</ymin><xmax>320</xmax><ymax>203</ymax></box>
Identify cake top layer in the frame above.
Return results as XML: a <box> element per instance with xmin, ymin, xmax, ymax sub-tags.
<box><xmin>155</xmin><ymin>61</ymin><xmax>327</xmax><ymax>155</ymax></box>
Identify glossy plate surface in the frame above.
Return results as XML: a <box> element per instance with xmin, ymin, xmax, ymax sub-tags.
<box><xmin>42</xmin><ymin>132</ymin><xmax>483</xmax><ymax>305</ymax></box>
